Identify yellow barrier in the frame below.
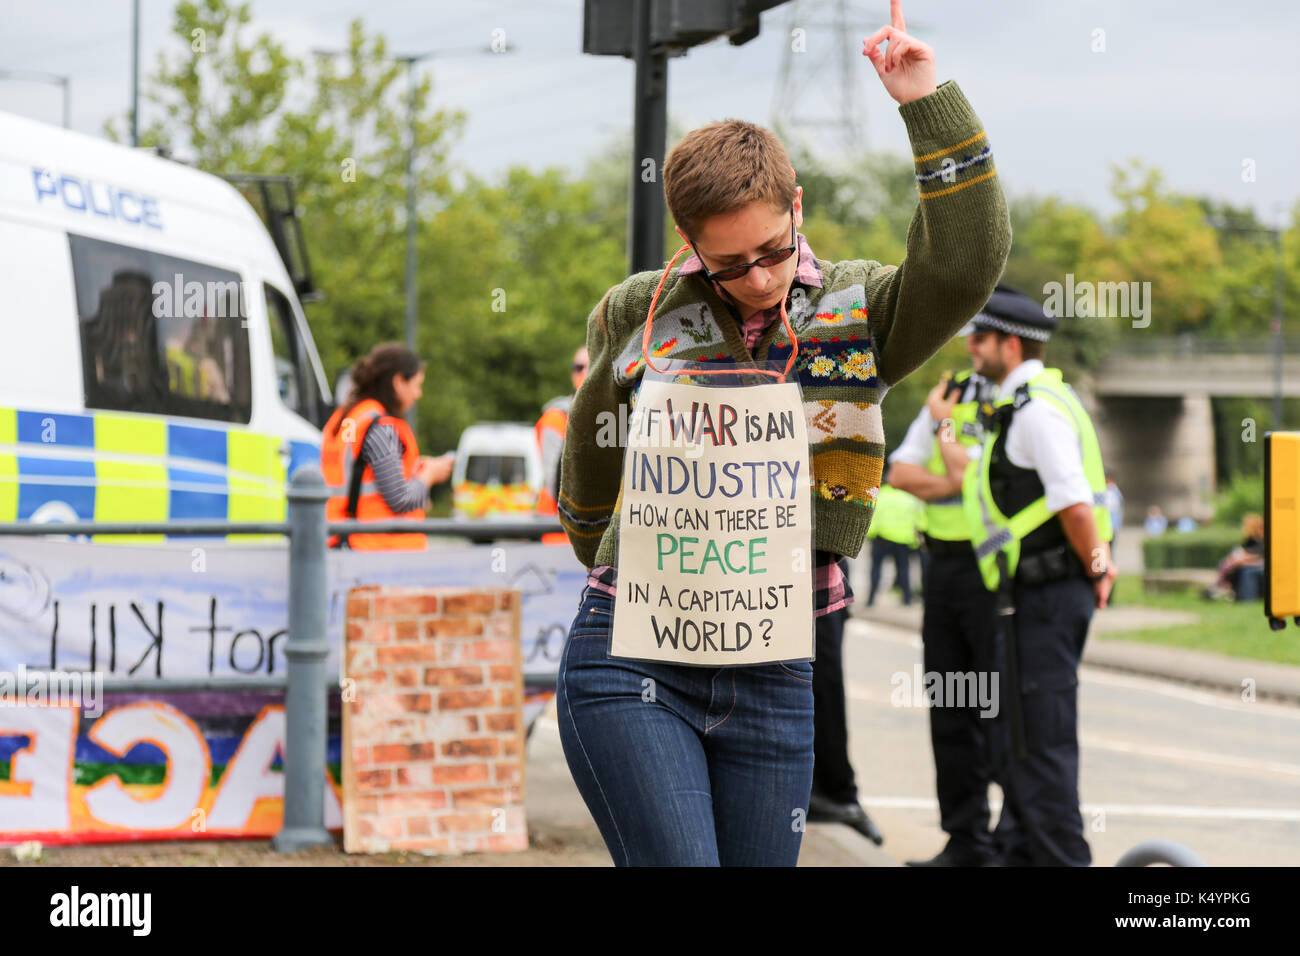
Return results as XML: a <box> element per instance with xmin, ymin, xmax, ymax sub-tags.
<box><xmin>1265</xmin><ymin>431</ymin><xmax>1300</xmax><ymax>628</ymax></box>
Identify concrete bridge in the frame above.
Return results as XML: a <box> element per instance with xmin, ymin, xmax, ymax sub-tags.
<box><xmin>1075</xmin><ymin>337</ymin><xmax>1300</xmax><ymax>524</ymax></box>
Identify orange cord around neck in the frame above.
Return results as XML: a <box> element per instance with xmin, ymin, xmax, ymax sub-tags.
<box><xmin>641</xmin><ymin>244</ymin><xmax>801</xmax><ymax>381</ymax></box>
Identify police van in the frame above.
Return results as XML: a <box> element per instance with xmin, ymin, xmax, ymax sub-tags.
<box><xmin>0</xmin><ymin>110</ymin><xmax>331</xmax><ymax>534</ymax></box>
<box><xmin>451</xmin><ymin>423</ymin><xmax>542</xmax><ymax>520</ymax></box>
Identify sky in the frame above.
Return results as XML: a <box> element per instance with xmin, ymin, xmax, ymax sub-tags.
<box><xmin>2</xmin><ymin>0</ymin><xmax>1297</xmax><ymax>224</ymax></box>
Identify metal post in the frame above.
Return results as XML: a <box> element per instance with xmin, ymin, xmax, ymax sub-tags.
<box><xmin>2</xmin><ymin>70</ymin><xmax>71</xmax><ymax>130</ymax></box>
<box><xmin>405</xmin><ymin>57</ymin><xmax>420</xmax><ymax>432</ymax></box>
<box><xmin>1272</xmin><ymin>220</ymin><xmax>1284</xmax><ymax>430</ymax></box>
<box><xmin>628</xmin><ymin>0</ymin><xmax>668</xmax><ymax>275</ymax></box>
<box><xmin>131</xmin><ymin>0</ymin><xmax>140</xmax><ymax>146</ymax></box>
<box><xmin>274</xmin><ymin>468</ymin><xmax>334</xmax><ymax>852</ymax></box>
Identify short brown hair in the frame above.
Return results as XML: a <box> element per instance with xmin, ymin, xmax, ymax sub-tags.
<box><xmin>663</xmin><ymin>120</ymin><xmax>796</xmax><ymax>239</ymax></box>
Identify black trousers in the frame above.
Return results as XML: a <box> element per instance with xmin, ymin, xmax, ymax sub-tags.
<box><xmin>921</xmin><ymin>552</ymin><xmax>1000</xmax><ymax>856</ymax></box>
<box><xmin>869</xmin><ymin>537</ymin><xmax>913</xmax><ymax>605</ymax></box>
<box><xmin>991</xmin><ymin>575</ymin><xmax>1095</xmax><ymax>866</ymax></box>
<box><xmin>811</xmin><ymin>606</ymin><xmax>858</xmax><ymax>804</ymax></box>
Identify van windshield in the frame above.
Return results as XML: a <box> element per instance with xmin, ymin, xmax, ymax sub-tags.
<box><xmin>70</xmin><ymin>233</ymin><xmax>252</xmax><ymax>424</ymax></box>
<box><xmin>464</xmin><ymin>455</ymin><xmax>528</xmax><ymax>486</ymax></box>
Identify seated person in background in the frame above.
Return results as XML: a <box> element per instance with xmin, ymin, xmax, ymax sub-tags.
<box><xmin>1204</xmin><ymin>513</ymin><xmax>1265</xmax><ymax>602</ymax></box>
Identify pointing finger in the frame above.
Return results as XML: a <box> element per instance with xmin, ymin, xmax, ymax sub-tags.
<box><xmin>891</xmin><ymin>0</ymin><xmax>907</xmax><ymax>32</ymax></box>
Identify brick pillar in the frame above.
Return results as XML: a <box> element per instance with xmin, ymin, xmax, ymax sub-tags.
<box><xmin>342</xmin><ymin>586</ymin><xmax>526</xmax><ymax>854</ymax></box>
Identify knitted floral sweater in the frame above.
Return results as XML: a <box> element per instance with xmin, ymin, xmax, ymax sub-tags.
<box><xmin>559</xmin><ymin>80</ymin><xmax>1011</xmax><ymax>569</ymax></box>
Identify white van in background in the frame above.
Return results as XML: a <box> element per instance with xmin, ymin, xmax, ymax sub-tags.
<box><xmin>451</xmin><ymin>423</ymin><xmax>542</xmax><ymax>520</ymax></box>
<box><xmin>0</xmin><ymin>110</ymin><xmax>331</xmax><ymax>532</ymax></box>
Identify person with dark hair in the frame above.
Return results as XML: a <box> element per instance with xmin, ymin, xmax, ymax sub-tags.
<box><xmin>320</xmin><ymin>342</ymin><xmax>453</xmax><ymax>551</ymax></box>
<box><xmin>1205</xmin><ymin>513</ymin><xmax>1265</xmax><ymax>601</ymax></box>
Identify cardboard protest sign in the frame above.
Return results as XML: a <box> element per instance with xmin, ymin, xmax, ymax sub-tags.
<box><xmin>611</xmin><ymin>377</ymin><xmax>813</xmax><ymax>665</ymax></box>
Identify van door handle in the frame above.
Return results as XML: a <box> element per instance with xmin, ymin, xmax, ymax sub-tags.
<box><xmin>278</xmin><ymin>440</ymin><xmax>293</xmax><ymax>475</ymax></box>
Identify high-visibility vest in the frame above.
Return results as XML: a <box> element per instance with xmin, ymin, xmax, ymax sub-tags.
<box><xmin>535</xmin><ymin>395</ymin><xmax>571</xmax><ymax>545</ymax></box>
<box><xmin>868</xmin><ymin>484</ymin><xmax>924</xmax><ymax>547</ymax></box>
<box><xmin>535</xmin><ymin>395</ymin><xmax>571</xmax><ymax>516</ymax></box>
<box><xmin>962</xmin><ymin>367</ymin><xmax>1112</xmax><ymax>591</ymax></box>
<box><xmin>321</xmin><ymin>398</ymin><xmax>427</xmax><ymax>551</ymax></box>
<box><xmin>166</xmin><ymin>346</ymin><xmax>200</xmax><ymax>397</ymax></box>
<box><xmin>923</xmin><ymin>373</ymin><xmax>985</xmax><ymax>542</ymax></box>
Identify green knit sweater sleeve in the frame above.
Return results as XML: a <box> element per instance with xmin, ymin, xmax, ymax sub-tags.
<box><xmin>559</xmin><ymin>282</ymin><xmax>628</xmax><ymax>567</ymax></box>
<box><xmin>858</xmin><ymin>80</ymin><xmax>1011</xmax><ymax>388</ymax></box>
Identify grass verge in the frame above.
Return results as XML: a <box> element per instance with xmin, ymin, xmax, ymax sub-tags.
<box><xmin>1097</xmin><ymin>575</ymin><xmax>1299</xmax><ymax>666</ymax></box>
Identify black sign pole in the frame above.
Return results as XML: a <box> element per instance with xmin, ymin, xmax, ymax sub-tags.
<box><xmin>628</xmin><ymin>0</ymin><xmax>669</xmax><ymax>276</ymax></box>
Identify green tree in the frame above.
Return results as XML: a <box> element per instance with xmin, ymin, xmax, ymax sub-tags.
<box><xmin>1093</xmin><ymin>161</ymin><xmax>1223</xmax><ymax>336</ymax></box>
<box><xmin>420</xmin><ymin>166</ymin><xmax>624</xmax><ymax>454</ymax></box>
<box><xmin>1002</xmin><ymin>195</ymin><xmax>1113</xmax><ymax>378</ymax></box>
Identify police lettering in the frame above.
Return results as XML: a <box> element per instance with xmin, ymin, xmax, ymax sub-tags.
<box><xmin>32</xmin><ymin>167</ymin><xmax>163</xmax><ymax>230</ymax></box>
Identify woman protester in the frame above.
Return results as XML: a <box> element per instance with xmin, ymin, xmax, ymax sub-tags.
<box><xmin>554</xmin><ymin>0</ymin><xmax>1011</xmax><ymax>866</ymax></box>
<box><xmin>321</xmin><ymin>343</ymin><xmax>453</xmax><ymax>551</ymax></box>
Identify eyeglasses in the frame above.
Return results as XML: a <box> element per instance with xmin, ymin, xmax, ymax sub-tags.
<box><xmin>690</xmin><ymin>209</ymin><xmax>798</xmax><ymax>283</ymax></box>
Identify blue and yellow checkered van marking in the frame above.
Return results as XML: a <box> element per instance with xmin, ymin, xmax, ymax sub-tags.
<box><xmin>0</xmin><ymin>406</ymin><xmax>318</xmax><ymax>541</ymax></box>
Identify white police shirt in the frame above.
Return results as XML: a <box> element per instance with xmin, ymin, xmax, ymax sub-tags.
<box><xmin>994</xmin><ymin>359</ymin><xmax>1093</xmax><ymax>515</ymax></box>
<box><xmin>888</xmin><ymin>373</ymin><xmax>989</xmax><ymax>469</ymax></box>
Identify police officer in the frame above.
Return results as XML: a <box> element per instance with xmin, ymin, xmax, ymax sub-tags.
<box><xmin>866</xmin><ymin>483</ymin><xmax>925</xmax><ymax>606</ymax></box>
<box><xmin>887</xmin><ymin>355</ymin><xmax>1000</xmax><ymax>866</ymax></box>
<box><xmin>931</xmin><ymin>285</ymin><xmax>1115</xmax><ymax>867</ymax></box>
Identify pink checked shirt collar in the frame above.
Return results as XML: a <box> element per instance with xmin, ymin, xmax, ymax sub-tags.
<box><xmin>677</xmin><ymin>233</ymin><xmax>823</xmax><ymax>350</ymax></box>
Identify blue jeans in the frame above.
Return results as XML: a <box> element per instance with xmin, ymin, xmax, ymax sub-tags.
<box><xmin>556</xmin><ymin>586</ymin><xmax>815</xmax><ymax>866</ymax></box>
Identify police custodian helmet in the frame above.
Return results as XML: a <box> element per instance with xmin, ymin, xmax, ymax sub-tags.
<box><xmin>958</xmin><ymin>284</ymin><xmax>1058</xmax><ymax>342</ymax></box>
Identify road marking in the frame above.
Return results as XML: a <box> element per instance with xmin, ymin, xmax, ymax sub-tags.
<box><xmin>1079</xmin><ymin>667</ymin><xmax>1300</xmax><ymax>719</ymax></box>
<box><xmin>861</xmin><ymin>795</ymin><xmax>1300</xmax><ymax>823</ymax></box>
<box><xmin>850</xmin><ymin>617</ymin><xmax>1300</xmax><ymax>719</ymax></box>
<box><xmin>1080</xmin><ymin>733</ymin><xmax>1300</xmax><ymax>779</ymax></box>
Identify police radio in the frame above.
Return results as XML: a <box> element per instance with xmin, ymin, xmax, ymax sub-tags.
<box><xmin>940</xmin><ymin>370</ymin><xmax>966</xmax><ymax>401</ymax></box>
<box><xmin>1264</xmin><ymin>431</ymin><xmax>1300</xmax><ymax>629</ymax></box>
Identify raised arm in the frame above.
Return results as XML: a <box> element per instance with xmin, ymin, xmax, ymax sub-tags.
<box><xmin>860</xmin><ymin>0</ymin><xmax>1011</xmax><ymax>386</ymax></box>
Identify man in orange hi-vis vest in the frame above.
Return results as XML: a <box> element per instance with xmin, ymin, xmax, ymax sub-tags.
<box><xmin>535</xmin><ymin>346</ymin><xmax>588</xmax><ymax>532</ymax></box>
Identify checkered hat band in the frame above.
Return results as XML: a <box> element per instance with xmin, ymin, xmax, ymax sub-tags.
<box><xmin>972</xmin><ymin>312</ymin><xmax>1052</xmax><ymax>342</ymax></box>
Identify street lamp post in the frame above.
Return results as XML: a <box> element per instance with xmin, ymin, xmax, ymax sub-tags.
<box><xmin>0</xmin><ymin>69</ymin><xmax>70</xmax><ymax>128</ymax></box>
<box><xmin>132</xmin><ymin>0</ymin><xmax>141</xmax><ymax>146</ymax></box>
<box><xmin>312</xmin><ymin>43</ymin><xmax>511</xmax><ymax>430</ymax></box>
<box><xmin>1271</xmin><ymin>220</ymin><xmax>1285</xmax><ymax>430</ymax></box>
<box><xmin>403</xmin><ymin>55</ymin><xmax>421</xmax><ymax>399</ymax></box>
